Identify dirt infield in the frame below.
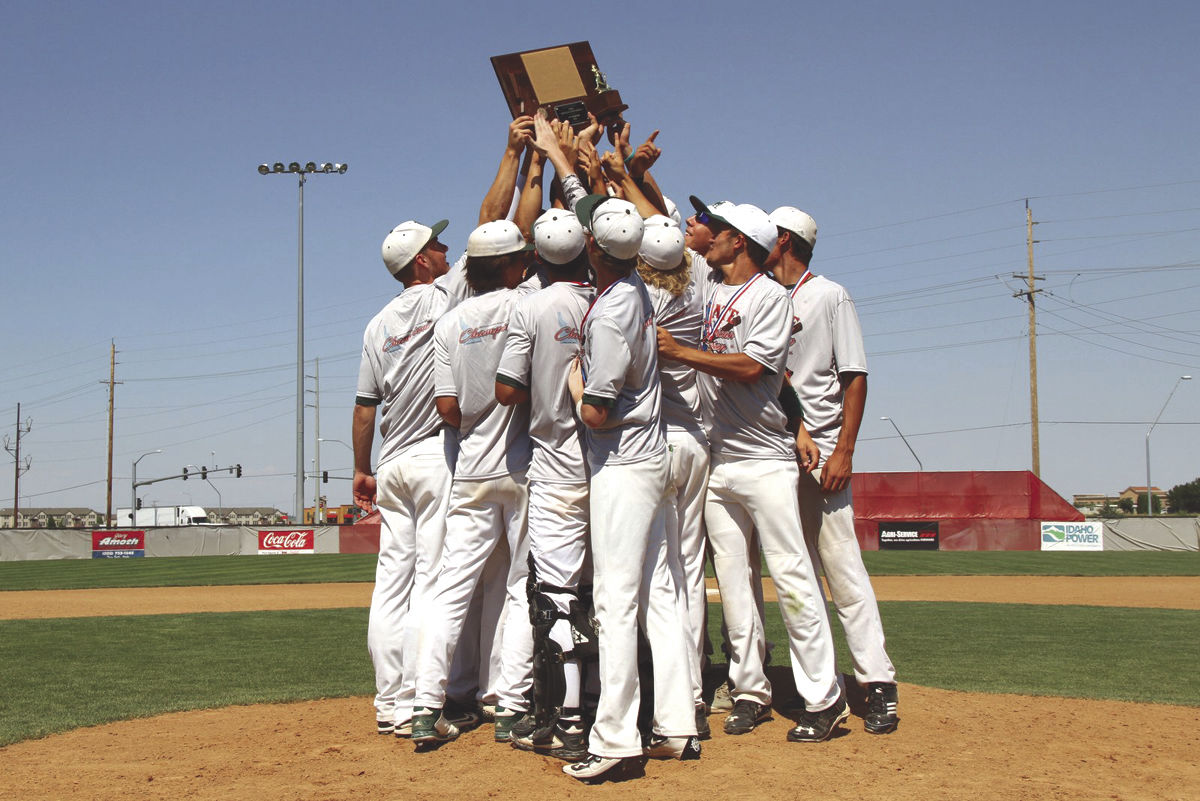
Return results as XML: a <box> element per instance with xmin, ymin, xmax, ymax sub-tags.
<box><xmin>1</xmin><ymin>684</ymin><xmax>1196</xmax><ymax>801</ymax></box>
<box><xmin>3</xmin><ymin>575</ymin><xmax>1199</xmax><ymax>619</ymax></box>
<box><xmin>2</xmin><ymin>577</ymin><xmax>1198</xmax><ymax>800</ymax></box>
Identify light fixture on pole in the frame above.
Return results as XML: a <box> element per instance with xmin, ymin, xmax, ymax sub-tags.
<box><xmin>1145</xmin><ymin>375</ymin><xmax>1191</xmax><ymax>516</ymax></box>
<box><xmin>880</xmin><ymin>416</ymin><xmax>923</xmax><ymax>471</ymax></box>
<box><xmin>131</xmin><ymin>449</ymin><xmax>163</xmax><ymax>526</ymax></box>
<box><xmin>257</xmin><ymin>161</ymin><xmax>348</xmax><ymax>523</ymax></box>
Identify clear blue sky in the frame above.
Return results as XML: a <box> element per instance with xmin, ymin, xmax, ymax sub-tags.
<box><xmin>2</xmin><ymin>0</ymin><xmax>1197</xmax><ymax>515</ymax></box>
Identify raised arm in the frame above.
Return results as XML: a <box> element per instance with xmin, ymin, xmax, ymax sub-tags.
<box><xmin>513</xmin><ymin>149</ymin><xmax>545</xmax><ymax>241</ymax></box>
<box><xmin>479</xmin><ymin>116</ymin><xmax>534</xmax><ymax>224</ymax></box>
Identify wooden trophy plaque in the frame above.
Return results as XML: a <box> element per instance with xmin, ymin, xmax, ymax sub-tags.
<box><xmin>491</xmin><ymin>41</ymin><xmax>628</xmax><ymax>131</ymax></box>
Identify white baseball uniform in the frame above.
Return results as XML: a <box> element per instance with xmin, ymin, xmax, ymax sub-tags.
<box><xmin>581</xmin><ymin>272</ymin><xmax>696</xmax><ymax>758</ymax></box>
<box><xmin>357</xmin><ymin>253</ymin><xmax>470</xmax><ymax>728</ymax></box>
<box><xmin>643</xmin><ymin>269</ymin><xmax>710</xmax><ymax>709</ymax></box>
<box><xmin>785</xmin><ymin>273</ymin><xmax>895</xmax><ymax>686</ymax></box>
<box><xmin>414</xmin><ymin>286</ymin><xmax>534</xmax><ymax>714</ymax></box>
<box><xmin>694</xmin><ymin>263</ymin><xmax>841</xmax><ymax>714</ymax></box>
<box><xmin>496</xmin><ymin>280</ymin><xmax>593</xmax><ymax>687</ymax></box>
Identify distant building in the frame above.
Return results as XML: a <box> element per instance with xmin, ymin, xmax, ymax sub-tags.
<box><xmin>1118</xmin><ymin>486</ymin><xmax>1167</xmax><ymax>506</ymax></box>
<box><xmin>304</xmin><ymin>503</ymin><xmax>364</xmax><ymax>525</ymax></box>
<box><xmin>0</xmin><ymin>508</ymin><xmax>101</xmax><ymax>529</ymax></box>
<box><xmin>207</xmin><ymin>507</ymin><xmax>288</xmax><ymax>526</ymax></box>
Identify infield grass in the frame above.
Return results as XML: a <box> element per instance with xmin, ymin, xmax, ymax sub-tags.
<box><xmin>1</xmin><ymin>600</ymin><xmax>1196</xmax><ymax>747</ymax></box>
<box><xmin>1</xmin><ymin>550</ymin><xmax>1197</xmax><ymax>591</ymax></box>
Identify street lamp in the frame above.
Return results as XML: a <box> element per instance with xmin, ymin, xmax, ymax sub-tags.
<box><xmin>1145</xmin><ymin>375</ymin><xmax>1191</xmax><ymax>516</ymax></box>
<box><xmin>131</xmin><ymin>449</ymin><xmax>163</xmax><ymax>526</ymax></box>
<box><xmin>880</xmin><ymin>416</ymin><xmax>923</xmax><ymax>471</ymax></box>
<box><xmin>258</xmin><ymin>160</ymin><xmax>347</xmax><ymax>523</ymax></box>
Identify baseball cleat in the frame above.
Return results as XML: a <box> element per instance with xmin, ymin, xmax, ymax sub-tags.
<box><xmin>864</xmin><ymin>683</ymin><xmax>900</xmax><ymax>734</ymax></box>
<box><xmin>410</xmin><ymin>707</ymin><xmax>463</xmax><ymax>745</ymax></box>
<box><xmin>513</xmin><ymin>721</ymin><xmax>588</xmax><ymax>761</ymax></box>
<box><xmin>376</xmin><ymin>719</ymin><xmax>395</xmax><ymax>735</ymax></box>
<box><xmin>710</xmin><ymin>683</ymin><xmax>734</xmax><ymax>713</ymax></box>
<box><xmin>443</xmin><ymin>698</ymin><xmax>482</xmax><ymax>731</ymax></box>
<box><xmin>393</xmin><ymin>718</ymin><xmax>412</xmax><ymax>738</ymax></box>
<box><xmin>645</xmin><ymin>734</ymin><xmax>702</xmax><ymax>760</ymax></box>
<box><xmin>492</xmin><ymin>706</ymin><xmax>526</xmax><ymax>743</ymax></box>
<box><xmin>787</xmin><ymin>695</ymin><xmax>849</xmax><ymax>742</ymax></box>
<box><xmin>695</xmin><ymin>706</ymin><xmax>711</xmax><ymax>740</ymax></box>
<box><xmin>724</xmin><ymin>699</ymin><xmax>771</xmax><ymax>735</ymax></box>
<box><xmin>563</xmin><ymin>754</ymin><xmax>625</xmax><ymax>782</ymax></box>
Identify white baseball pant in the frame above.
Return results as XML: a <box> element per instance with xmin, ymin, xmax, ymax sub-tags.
<box><xmin>588</xmin><ymin>452</ymin><xmax>696</xmax><ymax>758</ymax></box>
<box><xmin>446</xmin><ymin>538</ymin><xmax>509</xmax><ymax>705</ymax></box>
<box><xmin>705</xmin><ymin>454</ymin><xmax>840</xmax><ymax>713</ymax></box>
<box><xmin>413</xmin><ymin>472</ymin><xmax>533</xmax><ymax>713</ymax></box>
<box><xmin>665</xmin><ymin>431</ymin><xmax>710</xmax><ymax>708</ymax></box>
<box><xmin>798</xmin><ymin>466</ymin><xmax>896</xmax><ymax>685</ymax></box>
<box><xmin>368</xmin><ymin>432</ymin><xmax>453</xmax><ymax>726</ymax></box>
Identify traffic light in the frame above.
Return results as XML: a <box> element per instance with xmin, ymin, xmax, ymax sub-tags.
<box><xmin>136</xmin><ymin>498</ymin><xmax>143</xmax><ymax>510</ymax></box>
<box><xmin>201</xmin><ymin>466</ymin><xmax>208</xmax><ymax>480</ymax></box>
<box><xmin>235</xmin><ymin>464</ymin><xmax>242</xmax><ymax>478</ymax></box>
<box><xmin>182</xmin><ymin>467</ymin><xmax>188</xmax><ymax>481</ymax></box>
<box><xmin>322</xmin><ymin>470</ymin><xmax>329</xmax><ymax>483</ymax></box>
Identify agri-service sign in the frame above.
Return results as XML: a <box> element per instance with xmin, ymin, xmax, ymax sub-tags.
<box><xmin>1040</xmin><ymin>521</ymin><xmax>1103</xmax><ymax>551</ymax></box>
<box><xmin>257</xmin><ymin>529</ymin><xmax>315</xmax><ymax>555</ymax></box>
<box><xmin>92</xmin><ymin>530</ymin><xmax>145</xmax><ymax>558</ymax></box>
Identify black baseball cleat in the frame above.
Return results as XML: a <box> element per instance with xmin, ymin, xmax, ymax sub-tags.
<box><xmin>376</xmin><ymin>719</ymin><xmax>394</xmax><ymax>735</ymax></box>
<box><xmin>787</xmin><ymin>695</ymin><xmax>849</xmax><ymax>742</ymax></box>
<box><xmin>724</xmin><ymin>699</ymin><xmax>771</xmax><ymax>735</ymax></box>
<box><xmin>864</xmin><ymin>683</ymin><xmax>900</xmax><ymax>734</ymax></box>
<box><xmin>563</xmin><ymin>754</ymin><xmax>638</xmax><ymax>783</ymax></box>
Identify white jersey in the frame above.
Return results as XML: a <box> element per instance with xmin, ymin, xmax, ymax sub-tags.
<box><xmin>784</xmin><ymin>274</ymin><xmax>868</xmax><ymax>465</ymax></box>
<box><xmin>496</xmin><ymin>281</ymin><xmax>593</xmax><ymax>484</ymax></box>
<box><xmin>694</xmin><ymin>261</ymin><xmax>793</xmax><ymax>461</ymax></box>
<box><xmin>356</xmin><ymin>254</ymin><xmax>470</xmax><ymax>466</ymax></box>
<box><xmin>433</xmin><ymin>288</ymin><xmax>532</xmax><ymax>480</ymax></box>
<box><xmin>645</xmin><ymin>278</ymin><xmax>707</xmax><ymax>439</ymax></box>
<box><xmin>581</xmin><ymin>273</ymin><xmax>666</xmax><ymax>468</ymax></box>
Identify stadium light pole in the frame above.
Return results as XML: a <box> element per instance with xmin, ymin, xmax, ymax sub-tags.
<box><xmin>1145</xmin><ymin>375</ymin><xmax>1191</xmax><ymax>516</ymax></box>
<box><xmin>880</xmin><ymin>416</ymin><xmax>923</xmax><ymax>471</ymax></box>
<box><xmin>130</xmin><ymin>449</ymin><xmax>162</xmax><ymax>527</ymax></box>
<box><xmin>257</xmin><ymin>161</ymin><xmax>348</xmax><ymax>523</ymax></box>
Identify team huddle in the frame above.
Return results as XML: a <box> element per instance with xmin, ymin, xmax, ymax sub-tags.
<box><xmin>351</xmin><ymin>113</ymin><xmax>898</xmax><ymax>783</ymax></box>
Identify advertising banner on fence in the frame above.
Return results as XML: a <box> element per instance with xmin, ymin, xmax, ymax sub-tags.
<box><xmin>879</xmin><ymin>521</ymin><xmax>940</xmax><ymax>550</ymax></box>
<box><xmin>92</xmin><ymin>530</ymin><xmax>145</xmax><ymax>558</ymax></box>
<box><xmin>258</xmin><ymin>529</ymin><xmax>315</xmax><ymax>555</ymax></box>
<box><xmin>1041</xmin><ymin>521</ymin><xmax>1104</xmax><ymax>551</ymax></box>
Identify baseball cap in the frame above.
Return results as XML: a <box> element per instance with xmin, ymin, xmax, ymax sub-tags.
<box><xmin>639</xmin><ymin>214</ymin><xmax>686</xmax><ymax>271</ymax></box>
<box><xmin>662</xmin><ymin>196</ymin><xmax>682</xmax><ymax>227</ymax></box>
<box><xmin>381</xmin><ymin>219</ymin><xmax>448</xmax><ymax>276</ymax></box>
<box><xmin>575</xmin><ymin>194</ymin><xmax>644</xmax><ymax>260</ymax></box>
<box><xmin>769</xmin><ymin>206</ymin><xmax>818</xmax><ymax>246</ymax></box>
<box><xmin>466</xmin><ymin>219</ymin><xmax>534</xmax><ymax>258</ymax></box>
<box><xmin>689</xmin><ymin>196</ymin><xmax>777</xmax><ymax>252</ymax></box>
<box><xmin>533</xmin><ymin>209</ymin><xmax>585</xmax><ymax>265</ymax></box>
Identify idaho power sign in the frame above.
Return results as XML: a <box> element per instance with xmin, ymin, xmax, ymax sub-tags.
<box><xmin>92</xmin><ymin>531</ymin><xmax>145</xmax><ymax>558</ymax></box>
<box><xmin>258</xmin><ymin>529</ymin><xmax>315</xmax><ymax>554</ymax></box>
<box><xmin>1040</xmin><ymin>521</ymin><xmax>1104</xmax><ymax>551</ymax></box>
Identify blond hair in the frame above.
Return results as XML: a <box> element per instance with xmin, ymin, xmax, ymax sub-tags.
<box><xmin>636</xmin><ymin>255</ymin><xmax>690</xmax><ymax>297</ymax></box>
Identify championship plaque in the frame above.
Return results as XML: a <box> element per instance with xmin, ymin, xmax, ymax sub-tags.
<box><xmin>491</xmin><ymin>42</ymin><xmax>628</xmax><ymax>131</ymax></box>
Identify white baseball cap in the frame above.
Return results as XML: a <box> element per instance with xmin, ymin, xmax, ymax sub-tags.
<box><xmin>662</xmin><ymin>196</ymin><xmax>682</xmax><ymax>227</ymax></box>
<box><xmin>466</xmin><ymin>219</ymin><xmax>534</xmax><ymax>258</ymax></box>
<box><xmin>769</xmin><ymin>206</ymin><xmax>818</xmax><ymax>246</ymax></box>
<box><xmin>533</xmin><ymin>209</ymin><xmax>585</xmax><ymax>265</ymax></box>
<box><xmin>639</xmin><ymin>214</ymin><xmax>686</xmax><ymax>271</ymax></box>
<box><xmin>690</xmin><ymin>196</ymin><xmax>778</xmax><ymax>253</ymax></box>
<box><xmin>576</xmin><ymin>194</ymin><xmax>644</xmax><ymax>260</ymax></box>
<box><xmin>381</xmin><ymin>219</ymin><xmax>448</xmax><ymax>276</ymax></box>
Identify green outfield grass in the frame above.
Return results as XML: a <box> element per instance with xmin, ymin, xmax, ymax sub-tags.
<box><xmin>1</xmin><ymin>600</ymin><xmax>1196</xmax><ymax>747</ymax></box>
<box><xmin>0</xmin><ymin>550</ymin><xmax>1197</xmax><ymax>592</ymax></box>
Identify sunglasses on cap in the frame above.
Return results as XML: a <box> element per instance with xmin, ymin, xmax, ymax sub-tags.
<box><xmin>695</xmin><ymin>212</ymin><xmax>712</xmax><ymax>225</ymax></box>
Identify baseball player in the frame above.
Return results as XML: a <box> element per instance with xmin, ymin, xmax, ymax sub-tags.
<box><xmin>495</xmin><ymin>208</ymin><xmax>594</xmax><ymax>759</ymax></box>
<box><xmin>656</xmin><ymin>198</ymin><xmax>848</xmax><ymax>743</ymax></box>
<box><xmin>636</xmin><ymin>214</ymin><xmax>711</xmax><ymax>738</ymax></box>
<box><xmin>766</xmin><ymin>206</ymin><xmax>899</xmax><ymax>734</ymax></box>
<box><xmin>410</xmin><ymin>219</ymin><xmax>536</xmax><ymax>746</ymax></box>
<box><xmin>562</xmin><ymin>193</ymin><xmax>698</xmax><ymax>782</ymax></box>
<box><xmin>354</xmin><ymin>218</ymin><xmax>470</xmax><ymax>738</ymax></box>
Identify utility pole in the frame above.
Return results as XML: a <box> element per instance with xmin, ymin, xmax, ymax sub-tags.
<box><xmin>4</xmin><ymin>403</ymin><xmax>33</xmax><ymax>527</ymax></box>
<box><xmin>101</xmin><ymin>341</ymin><xmax>122</xmax><ymax>527</ymax></box>
<box><xmin>307</xmin><ymin>357</ymin><xmax>321</xmax><ymax>526</ymax></box>
<box><xmin>1012</xmin><ymin>201</ymin><xmax>1044</xmax><ymax>476</ymax></box>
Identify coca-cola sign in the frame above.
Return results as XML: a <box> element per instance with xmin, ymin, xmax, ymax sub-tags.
<box><xmin>258</xmin><ymin>529</ymin><xmax>315</xmax><ymax>554</ymax></box>
<box><xmin>92</xmin><ymin>530</ymin><xmax>145</xmax><ymax>559</ymax></box>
